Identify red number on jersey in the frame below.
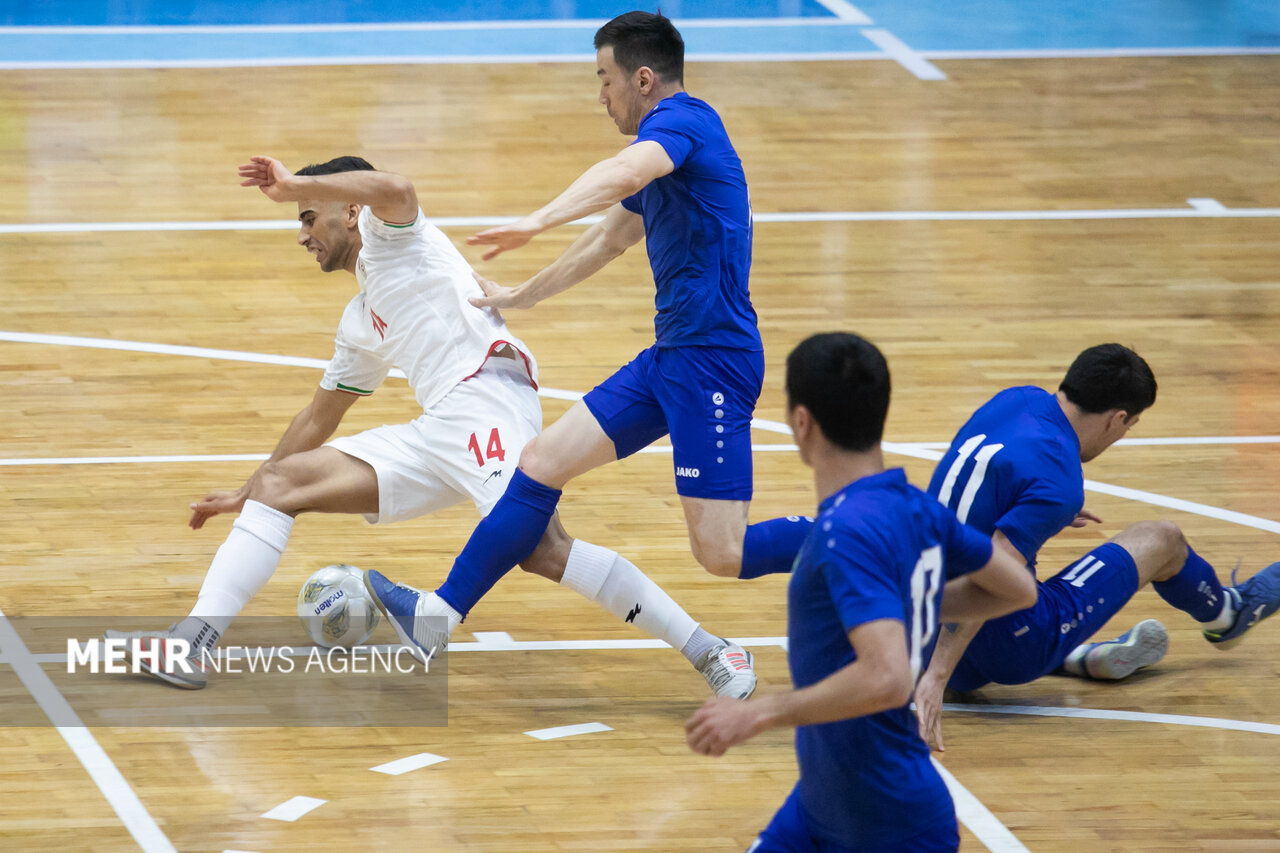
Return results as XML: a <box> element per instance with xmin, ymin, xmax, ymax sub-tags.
<box><xmin>467</xmin><ymin>428</ymin><xmax>506</xmax><ymax>467</ymax></box>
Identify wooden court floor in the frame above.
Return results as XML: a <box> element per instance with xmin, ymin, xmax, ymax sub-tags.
<box><xmin>2</xmin><ymin>56</ymin><xmax>1279</xmax><ymax>851</ymax></box>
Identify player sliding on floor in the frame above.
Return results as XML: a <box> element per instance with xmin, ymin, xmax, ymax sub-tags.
<box><xmin>913</xmin><ymin>343</ymin><xmax>1280</xmax><ymax>749</ymax></box>
<box><xmin>103</xmin><ymin>155</ymin><xmax>756</xmax><ymax>699</ymax></box>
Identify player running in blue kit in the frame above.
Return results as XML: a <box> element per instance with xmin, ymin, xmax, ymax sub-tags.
<box><xmin>914</xmin><ymin>343</ymin><xmax>1280</xmax><ymax>750</ymax></box>
<box><xmin>685</xmin><ymin>332</ymin><xmax>1035</xmax><ymax>853</ymax></box>
<box><xmin>363</xmin><ymin>11</ymin><xmax>813</xmax><ymax>665</ymax></box>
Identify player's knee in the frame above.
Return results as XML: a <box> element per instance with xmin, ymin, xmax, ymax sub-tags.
<box><xmin>247</xmin><ymin>461</ymin><xmax>301</xmax><ymax>513</ymax></box>
<box><xmin>690</xmin><ymin>538</ymin><xmax>742</xmax><ymax>578</ymax></box>
<box><xmin>1117</xmin><ymin>520</ymin><xmax>1187</xmax><ymax>580</ymax></box>
<box><xmin>516</xmin><ymin>437</ymin><xmax>555</xmax><ymax>485</ymax></box>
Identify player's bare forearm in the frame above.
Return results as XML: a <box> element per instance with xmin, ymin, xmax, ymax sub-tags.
<box><xmin>524</xmin><ymin>143</ymin><xmax>671</xmax><ymax>234</ymax></box>
<box><xmin>922</xmin><ymin>619</ymin><xmax>983</xmax><ymax>684</ymax></box>
<box><xmin>239</xmin><ymin>156</ymin><xmax>417</xmax><ymax>224</ymax></box>
<box><xmin>520</xmin><ymin>222</ymin><xmax>629</xmax><ymax>303</ymax></box>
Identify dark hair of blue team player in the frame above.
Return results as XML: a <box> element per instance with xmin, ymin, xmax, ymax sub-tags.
<box><xmin>1058</xmin><ymin>342</ymin><xmax>1157</xmax><ymax>418</ymax></box>
<box><xmin>594</xmin><ymin>10</ymin><xmax>685</xmax><ymax>84</ymax></box>
<box><xmin>785</xmin><ymin>332</ymin><xmax>891</xmax><ymax>453</ymax></box>
<box><xmin>295</xmin><ymin>156</ymin><xmax>376</xmax><ymax>177</ymax></box>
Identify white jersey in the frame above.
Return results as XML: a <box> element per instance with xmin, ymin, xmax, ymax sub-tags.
<box><xmin>320</xmin><ymin>206</ymin><xmax>537</xmax><ymax>411</ymax></box>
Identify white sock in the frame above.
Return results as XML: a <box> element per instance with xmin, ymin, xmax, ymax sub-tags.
<box><xmin>1060</xmin><ymin>644</ymin><xmax>1090</xmax><ymax>677</ymax></box>
<box><xmin>1202</xmin><ymin>587</ymin><xmax>1241</xmax><ymax>631</ymax></box>
<box><xmin>188</xmin><ymin>500</ymin><xmax>294</xmax><ymax>638</ymax></box>
<box><xmin>560</xmin><ymin>540</ymin><xmax>701</xmax><ymax>660</ymax></box>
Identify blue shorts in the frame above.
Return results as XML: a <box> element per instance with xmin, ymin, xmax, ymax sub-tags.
<box><xmin>752</xmin><ymin>787</ymin><xmax>958</xmax><ymax>853</ymax></box>
<box><xmin>948</xmin><ymin>542</ymin><xmax>1140</xmax><ymax>692</ymax></box>
<box><xmin>583</xmin><ymin>344</ymin><xmax>764</xmax><ymax>501</ymax></box>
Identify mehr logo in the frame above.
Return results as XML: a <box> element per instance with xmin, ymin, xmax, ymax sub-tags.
<box><xmin>66</xmin><ymin>637</ymin><xmax>431</xmax><ymax>676</ymax></box>
<box><xmin>68</xmin><ymin>636</ymin><xmax>202</xmax><ymax>677</ymax></box>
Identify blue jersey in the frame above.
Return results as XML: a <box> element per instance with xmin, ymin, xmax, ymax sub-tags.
<box><xmin>788</xmin><ymin>468</ymin><xmax>994</xmax><ymax>848</ymax></box>
<box><xmin>621</xmin><ymin>92</ymin><xmax>760</xmax><ymax>352</ymax></box>
<box><xmin>926</xmin><ymin>386</ymin><xmax>1084</xmax><ymax>569</ymax></box>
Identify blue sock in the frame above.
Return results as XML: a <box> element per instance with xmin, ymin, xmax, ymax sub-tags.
<box><xmin>739</xmin><ymin>516</ymin><xmax>814</xmax><ymax>579</ymax></box>
<box><xmin>435</xmin><ymin>469</ymin><xmax>562</xmax><ymax>617</ymax></box>
<box><xmin>1153</xmin><ymin>546</ymin><xmax>1228</xmax><ymax>622</ymax></box>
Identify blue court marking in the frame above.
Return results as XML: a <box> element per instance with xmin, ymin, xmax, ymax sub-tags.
<box><xmin>0</xmin><ymin>23</ymin><xmax>880</xmax><ymax>67</ymax></box>
<box><xmin>859</xmin><ymin>0</ymin><xmax>1280</xmax><ymax>52</ymax></box>
<box><xmin>2</xmin><ymin>0</ymin><xmax>835</xmax><ymax>26</ymax></box>
<box><xmin>1</xmin><ymin>1</ymin><xmax>1277</xmax><ymax>67</ymax></box>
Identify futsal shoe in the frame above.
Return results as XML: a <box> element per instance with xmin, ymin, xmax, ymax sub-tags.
<box><xmin>1205</xmin><ymin>561</ymin><xmax>1280</xmax><ymax>650</ymax></box>
<box><xmin>1072</xmin><ymin>619</ymin><xmax>1169</xmax><ymax>680</ymax></box>
<box><xmin>695</xmin><ymin>640</ymin><xmax>757</xmax><ymax>699</ymax></box>
<box><xmin>101</xmin><ymin>626</ymin><xmax>209</xmax><ymax>689</ymax></box>
<box><xmin>363</xmin><ymin>569</ymin><xmax>452</xmax><ymax>664</ymax></box>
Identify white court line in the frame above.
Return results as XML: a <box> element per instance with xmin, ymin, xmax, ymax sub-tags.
<box><xmin>932</xmin><ymin>759</ymin><xmax>1031</xmax><ymax>852</ymax></box>
<box><xmin>810</xmin><ymin>0</ymin><xmax>874</xmax><ymax>25</ymax></box>
<box><xmin>11</xmin><ymin>199</ymin><xmax>1277</xmax><ymax>234</ymax></box>
<box><xmin>6</xmin><ymin>637</ymin><xmax>790</xmax><ymax>665</ymax></box>
<box><xmin>525</xmin><ymin>722</ymin><xmax>613</xmax><ymax>740</ymax></box>
<box><xmin>1083</xmin><ymin>478</ymin><xmax>1280</xmax><ymax>535</ymax></box>
<box><xmin>944</xmin><ymin>703</ymin><xmax>1280</xmax><ymax>737</ymax></box>
<box><xmin>10</xmin><ymin>435</ymin><xmax>1280</xmax><ymax>467</ymax></box>
<box><xmin>0</xmin><ymin>605</ymin><xmax>176</xmax><ymax>852</ymax></box>
<box><xmin>3</xmin><ymin>331</ymin><xmax>1279</xmax><ymax>534</ymax></box>
<box><xmin>369</xmin><ymin>752</ymin><xmax>449</xmax><ymax>775</ymax></box>
<box><xmin>469</xmin><ymin>631</ymin><xmax>515</xmax><ymax>644</ymax></box>
<box><xmin>260</xmin><ymin>795</ymin><xmax>326</xmax><ymax>822</ymax></box>
<box><xmin>860</xmin><ymin>28</ymin><xmax>948</xmax><ymax>80</ymax></box>
<box><xmin>1187</xmin><ymin>197</ymin><xmax>1228</xmax><ymax>213</ymax></box>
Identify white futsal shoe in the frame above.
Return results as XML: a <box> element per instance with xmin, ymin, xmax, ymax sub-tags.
<box><xmin>696</xmin><ymin>640</ymin><xmax>757</xmax><ymax>699</ymax></box>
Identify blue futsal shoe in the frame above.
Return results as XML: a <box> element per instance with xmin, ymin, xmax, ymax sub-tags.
<box><xmin>1204</xmin><ymin>562</ymin><xmax>1280</xmax><ymax>650</ymax></box>
<box><xmin>362</xmin><ymin>569</ymin><xmax>453</xmax><ymax>663</ymax></box>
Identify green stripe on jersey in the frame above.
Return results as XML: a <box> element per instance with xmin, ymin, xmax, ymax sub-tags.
<box><xmin>336</xmin><ymin>383</ymin><xmax>375</xmax><ymax>395</ymax></box>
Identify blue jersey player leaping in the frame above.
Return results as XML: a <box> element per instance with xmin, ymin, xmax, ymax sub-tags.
<box><xmin>364</xmin><ymin>11</ymin><xmax>817</xmax><ymax>677</ymax></box>
<box><xmin>915</xmin><ymin>343</ymin><xmax>1280</xmax><ymax>750</ymax></box>
<box><xmin>686</xmin><ymin>333</ymin><xmax>1035</xmax><ymax>853</ymax></box>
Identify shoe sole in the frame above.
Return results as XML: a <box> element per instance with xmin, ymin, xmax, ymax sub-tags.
<box><xmin>119</xmin><ymin>641</ymin><xmax>207</xmax><ymax>689</ymax></box>
<box><xmin>1088</xmin><ymin>619</ymin><xmax>1169</xmax><ymax>679</ymax></box>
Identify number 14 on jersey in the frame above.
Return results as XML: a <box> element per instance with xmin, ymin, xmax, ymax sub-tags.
<box><xmin>467</xmin><ymin>428</ymin><xmax>506</xmax><ymax>467</ymax></box>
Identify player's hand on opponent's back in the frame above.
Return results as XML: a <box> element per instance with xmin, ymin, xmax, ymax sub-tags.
<box><xmin>468</xmin><ymin>271</ymin><xmax>536</xmax><ymax>310</ymax></box>
<box><xmin>466</xmin><ymin>217</ymin><xmax>541</xmax><ymax>261</ymax></box>
<box><xmin>685</xmin><ymin>695</ymin><xmax>769</xmax><ymax>757</ymax></box>
<box><xmin>238</xmin><ymin>156</ymin><xmax>296</xmax><ymax>203</ymax></box>
<box><xmin>188</xmin><ymin>487</ymin><xmax>249</xmax><ymax>530</ymax></box>
<box><xmin>913</xmin><ymin>670</ymin><xmax>947</xmax><ymax>752</ymax></box>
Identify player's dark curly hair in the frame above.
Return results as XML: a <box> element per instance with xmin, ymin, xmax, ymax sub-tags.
<box><xmin>786</xmin><ymin>332</ymin><xmax>890</xmax><ymax>453</ymax></box>
<box><xmin>1059</xmin><ymin>343</ymin><xmax>1157</xmax><ymax>417</ymax></box>
<box><xmin>594</xmin><ymin>11</ymin><xmax>684</xmax><ymax>84</ymax></box>
<box><xmin>296</xmin><ymin>156</ymin><xmax>376</xmax><ymax>176</ymax></box>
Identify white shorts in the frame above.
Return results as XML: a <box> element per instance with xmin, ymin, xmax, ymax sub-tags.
<box><xmin>327</xmin><ymin>357</ymin><xmax>542</xmax><ymax>524</ymax></box>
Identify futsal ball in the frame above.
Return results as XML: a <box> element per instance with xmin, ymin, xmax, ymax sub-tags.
<box><xmin>297</xmin><ymin>564</ymin><xmax>381</xmax><ymax>648</ymax></box>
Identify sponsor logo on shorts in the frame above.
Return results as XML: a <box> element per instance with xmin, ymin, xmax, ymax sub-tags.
<box><xmin>712</xmin><ymin>392</ymin><xmax>725</xmax><ymax>405</ymax></box>
<box><xmin>676</xmin><ymin>466</ymin><xmax>701</xmax><ymax>479</ymax></box>
<box><xmin>484</xmin><ymin>470</ymin><xmax>504</xmax><ymax>486</ymax></box>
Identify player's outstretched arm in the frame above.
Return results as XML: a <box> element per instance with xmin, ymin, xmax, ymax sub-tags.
<box><xmin>188</xmin><ymin>386</ymin><xmax>359</xmax><ymax>529</ymax></box>
<box><xmin>467</xmin><ymin>141</ymin><xmax>672</xmax><ymax>261</ymax></box>
<box><xmin>686</xmin><ymin>619</ymin><xmax>912</xmax><ymax>757</ymax></box>
<box><xmin>237</xmin><ymin>156</ymin><xmax>418</xmax><ymax>225</ymax></box>
<box><xmin>469</xmin><ymin>203</ymin><xmax>646</xmax><ymax>310</ymax></box>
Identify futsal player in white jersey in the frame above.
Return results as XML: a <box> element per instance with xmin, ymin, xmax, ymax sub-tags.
<box><xmin>104</xmin><ymin>155</ymin><xmax>756</xmax><ymax>699</ymax></box>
